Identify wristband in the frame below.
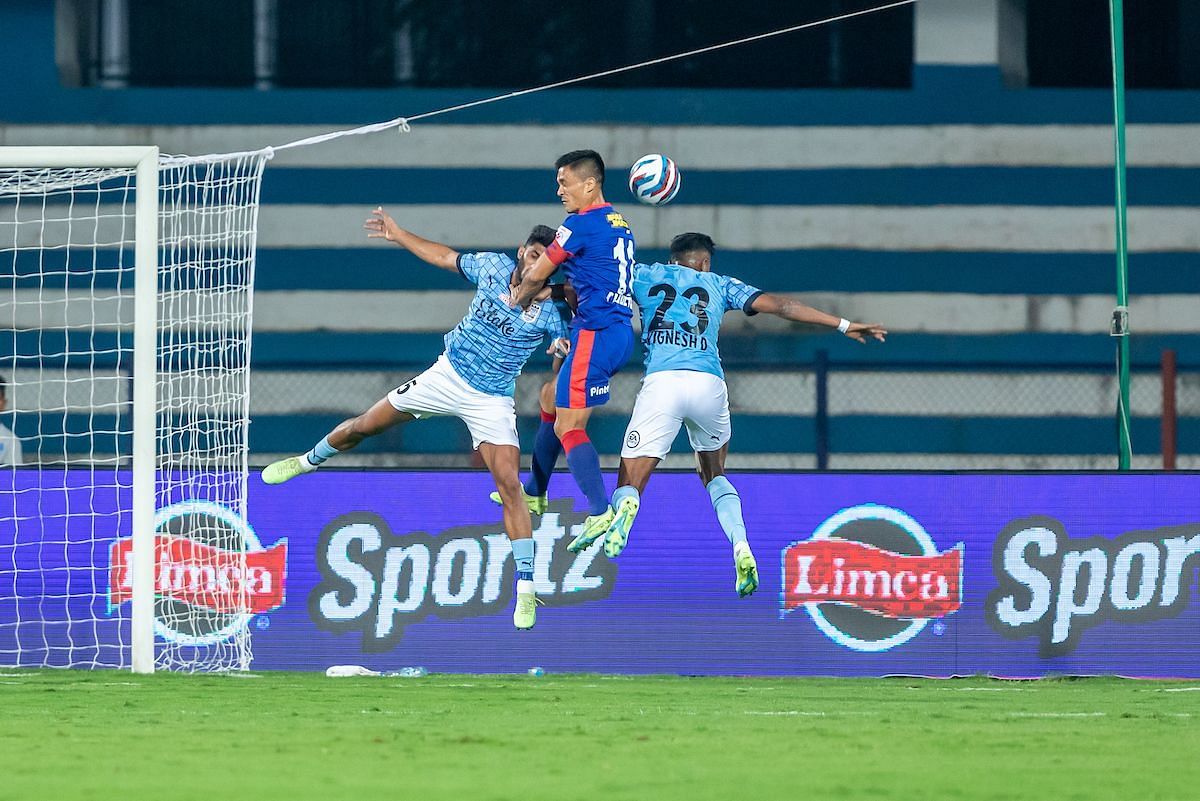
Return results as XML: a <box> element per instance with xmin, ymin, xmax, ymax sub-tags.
<box><xmin>837</xmin><ymin>318</ymin><xmax>850</xmax><ymax>334</ymax></box>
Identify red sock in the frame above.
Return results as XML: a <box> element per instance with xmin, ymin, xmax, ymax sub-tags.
<box><xmin>559</xmin><ymin>428</ymin><xmax>590</xmax><ymax>454</ymax></box>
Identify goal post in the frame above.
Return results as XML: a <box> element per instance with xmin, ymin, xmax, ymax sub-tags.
<box><xmin>132</xmin><ymin>147</ymin><xmax>158</xmax><ymax>675</ymax></box>
<box><xmin>0</xmin><ymin>145</ymin><xmax>267</xmax><ymax>673</ymax></box>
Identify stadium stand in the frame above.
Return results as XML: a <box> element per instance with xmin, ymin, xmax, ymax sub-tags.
<box><xmin>1</xmin><ymin>0</ymin><xmax>1196</xmax><ymax>469</ymax></box>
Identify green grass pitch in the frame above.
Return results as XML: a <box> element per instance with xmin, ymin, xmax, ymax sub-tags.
<box><xmin>2</xmin><ymin>670</ymin><xmax>1199</xmax><ymax>801</ymax></box>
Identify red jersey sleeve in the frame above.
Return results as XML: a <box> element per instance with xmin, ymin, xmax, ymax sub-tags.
<box><xmin>545</xmin><ymin>221</ymin><xmax>577</xmax><ymax>266</ymax></box>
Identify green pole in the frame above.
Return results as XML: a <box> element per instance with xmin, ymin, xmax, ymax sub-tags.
<box><xmin>1109</xmin><ymin>0</ymin><xmax>1133</xmax><ymax>469</ymax></box>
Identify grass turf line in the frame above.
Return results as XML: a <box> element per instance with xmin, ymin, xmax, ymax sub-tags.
<box><xmin>0</xmin><ymin>671</ymin><xmax>1198</xmax><ymax>801</ymax></box>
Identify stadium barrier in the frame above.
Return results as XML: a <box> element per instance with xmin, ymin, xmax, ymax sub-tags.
<box><xmin>4</xmin><ymin>356</ymin><xmax>1195</xmax><ymax>470</ymax></box>
<box><xmin>238</xmin><ymin>354</ymin><xmax>1198</xmax><ymax>469</ymax></box>
<box><xmin>3</xmin><ymin>470</ymin><xmax>1199</xmax><ymax>677</ymax></box>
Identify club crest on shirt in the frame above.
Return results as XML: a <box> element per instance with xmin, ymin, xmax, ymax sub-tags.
<box><xmin>522</xmin><ymin>301</ymin><xmax>542</xmax><ymax>323</ymax></box>
<box><xmin>606</xmin><ymin>212</ymin><xmax>630</xmax><ymax>230</ymax></box>
<box><xmin>555</xmin><ymin>225</ymin><xmax>571</xmax><ymax>246</ymax></box>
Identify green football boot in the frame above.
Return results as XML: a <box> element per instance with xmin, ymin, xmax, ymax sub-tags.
<box><xmin>260</xmin><ymin>456</ymin><xmax>315</xmax><ymax>485</ymax></box>
<box><xmin>489</xmin><ymin>487</ymin><xmax>548</xmax><ymax>515</ymax></box>
<box><xmin>603</xmin><ymin>495</ymin><xmax>640</xmax><ymax>558</ymax></box>
<box><xmin>734</xmin><ymin>541</ymin><xmax>759</xmax><ymax>598</ymax></box>
<box><xmin>513</xmin><ymin>580</ymin><xmax>539</xmax><ymax>630</ymax></box>
<box><xmin>566</xmin><ymin>506</ymin><xmax>615</xmax><ymax>553</ymax></box>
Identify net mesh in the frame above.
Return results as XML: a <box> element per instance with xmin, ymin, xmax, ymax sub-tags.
<box><xmin>0</xmin><ymin>152</ymin><xmax>267</xmax><ymax>671</ymax></box>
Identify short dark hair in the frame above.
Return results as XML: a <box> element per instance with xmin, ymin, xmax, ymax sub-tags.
<box><xmin>669</xmin><ymin>232</ymin><xmax>715</xmax><ymax>259</ymax></box>
<box><xmin>524</xmin><ymin>225</ymin><xmax>556</xmax><ymax>249</ymax></box>
<box><xmin>555</xmin><ymin>150</ymin><xmax>605</xmax><ymax>186</ymax></box>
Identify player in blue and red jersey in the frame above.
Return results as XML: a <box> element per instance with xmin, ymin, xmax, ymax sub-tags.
<box><xmin>509</xmin><ymin>150</ymin><xmax>636</xmax><ymax>548</ymax></box>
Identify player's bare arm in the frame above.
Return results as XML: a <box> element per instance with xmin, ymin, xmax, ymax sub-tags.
<box><xmin>364</xmin><ymin>206</ymin><xmax>459</xmax><ymax>272</ymax></box>
<box><xmin>510</xmin><ymin>273</ymin><xmax>556</xmax><ymax>305</ymax></box>
<box><xmin>750</xmin><ymin>293</ymin><xmax>888</xmax><ymax>344</ymax></box>
<box><xmin>509</xmin><ymin>251</ymin><xmax>558</xmax><ymax>308</ymax></box>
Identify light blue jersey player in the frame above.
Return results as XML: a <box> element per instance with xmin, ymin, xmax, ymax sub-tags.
<box><xmin>510</xmin><ymin>150</ymin><xmax>638</xmax><ymax>549</ymax></box>
<box><xmin>443</xmin><ymin>250</ymin><xmax>569</xmax><ymax>397</ymax></box>
<box><xmin>260</xmin><ymin>208</ymin><xmax>570</xmax><ymax>631</ymax></box>
<box><xmin>602</xmin><ymin>233</ymin><xmax>889</xmax><ymax>598</ymax></box>
<box><xmin>636</xmin><ymin>261</ymin><xmax>762</xmax><ymax>380</ymax></box>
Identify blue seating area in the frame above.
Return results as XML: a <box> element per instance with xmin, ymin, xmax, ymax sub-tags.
<box><xmin>1</xmin><ymin>0</ymin><xmax>1198</xmax><ymax>469</ymax></box>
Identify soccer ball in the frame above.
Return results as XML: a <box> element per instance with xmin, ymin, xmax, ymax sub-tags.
<box><xmin>628</xmin><ymin>154</ymin><xmax>681</xmax><ymax>206</ymax></box>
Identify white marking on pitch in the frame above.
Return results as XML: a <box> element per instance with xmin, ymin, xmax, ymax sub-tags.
<box><xmin>1160</xmin><ymin>687</ymin><xmax>1200</xmax><ymax>692</ymax></box>
<box><xmin>1007</xmin><ymin>712</ymin><xmax>1106</xmax><ymax>718</ymax></box>
<box><xmin>21</xmin><ymin>682</ymin><xmax>141</xmax><ymax>690</ymax></box>
<box><xmin>743</xmin><ymin>710</ymin><xmax>878</xmax><ymax>717</ymax></box>
<box><xmin>0</xmin><ymin>681</ymin><xmax>135</xmax><ymax>688</ymax></box>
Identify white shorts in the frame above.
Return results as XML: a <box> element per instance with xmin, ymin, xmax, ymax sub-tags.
<box><xmin>621</xmin><ymin>370</ymin><xmax>731</xmax><ymax>459</ymax></box>
<box><xmin>387</xmin><ymin>355</ymin><xmax>519</xmax><ymax>450</ymax></box>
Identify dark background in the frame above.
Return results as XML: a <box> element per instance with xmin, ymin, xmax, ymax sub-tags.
<box><xmin>79</xmin><ymin>0</ymin><xmax>1200</xmax><ymax>89</ymax></box>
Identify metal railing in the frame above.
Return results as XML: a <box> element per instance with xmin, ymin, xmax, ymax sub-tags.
<box><xmin>247</xmin><ymin>350</ymin><xmax>1197</xmax><ymax>470</ymax></box>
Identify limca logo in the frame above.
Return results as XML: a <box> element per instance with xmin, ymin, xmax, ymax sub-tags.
<box><xmin>782</xmin><ymin>504</ymin><xmax>963</xmax><ymax>653</ymax></box>
<box><xmin>606</xmin><ymin>211</ymin><xmax>630</xmax><ymax>230</ymax></box>
<box><xmin>108</xmin><ymin>501</ymin><xmax>288</xmax><ymax>646</ymax></box>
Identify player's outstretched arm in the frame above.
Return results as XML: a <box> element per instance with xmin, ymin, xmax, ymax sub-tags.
<box><xmin>364</xmin><ymin>207</ymin><xmax>459</xmax><ymax>272</ymax></box>
<box><xmin>750</xmin><ymin>293</ymin><xmax>887</xmax><ymax>344</ymax></box>
<box><xmin>509</xmin><ymin>251</ymin><xmax>559</xmax><ymax>308</ymax></box>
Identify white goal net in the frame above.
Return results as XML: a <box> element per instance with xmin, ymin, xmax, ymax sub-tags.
<box><xmin>0</xmin><ymin>147</ymin><xmax>268</xmax><ymax>672</ymax></box>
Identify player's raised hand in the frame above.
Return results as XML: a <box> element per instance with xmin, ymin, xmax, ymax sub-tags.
<box><xmin>547</xmin><ymin>338</ymin><xmax>571</xmax><ymax>358</ymax></box>
<box><xmin>844</xmin><ymin>322</ymin><xmax>887</xmax><ymax>344</ymax></box>
<box><xmin>364</xmin><ymin>207</ymin><xmax>401</xmax><ymax>241</ymax></box>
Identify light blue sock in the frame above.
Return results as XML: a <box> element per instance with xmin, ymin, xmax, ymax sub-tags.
<box><xmin>706</xmin><ymin>476</ymin><xmax>747</xmax><ymax>545</ymax></box>
<box><xmin>611</xmin><ymin>485</ymin><xmax>639</xmax><ymax>509</ymax></box>
<box><xmin>304</xmin><ymin>436</ymin><xmax>338</xmax><ymax>467</ymax></box>
<box><xmin>511</xmin><ymin>537</ymin><xmax>535</xmax><ymax>580</ymax></box>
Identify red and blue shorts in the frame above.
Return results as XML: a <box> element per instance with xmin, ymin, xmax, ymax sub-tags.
<box><xmin>555</xmin><ymin>324</ymin><xmax>635</xmax><ymax>409</ymax></box>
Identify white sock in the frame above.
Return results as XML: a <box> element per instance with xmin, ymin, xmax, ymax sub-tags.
<box><xmin>516</xmin><ymin>578</ymin><xmax>535</xmax><ymax>596</ymax></box>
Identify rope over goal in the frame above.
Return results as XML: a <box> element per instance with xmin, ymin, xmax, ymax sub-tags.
<box><xmin>1</xmin><ymin>0</ymin><xmax>914</xmax><ymax>672</ymax></box>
